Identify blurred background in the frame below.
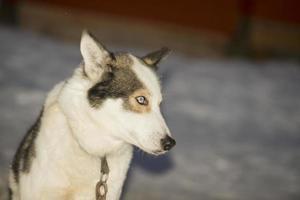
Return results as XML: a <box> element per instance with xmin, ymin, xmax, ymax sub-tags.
<box><xmin>0</xmin><ymin>0</ymin><xmax>300</xmax><ymax>199</ymax></box>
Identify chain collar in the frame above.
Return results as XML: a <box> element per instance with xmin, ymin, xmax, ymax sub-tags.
<box><xmin>96</xmin><ymin>156</ymin><xmax>110</xmax><ymax>200</ymax></box>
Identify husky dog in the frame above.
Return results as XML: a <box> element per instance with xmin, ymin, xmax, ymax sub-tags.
<box><xmin>9</xmin><ymin>30</ymin><xmax>176</xmax><ymax>200</ymax></box>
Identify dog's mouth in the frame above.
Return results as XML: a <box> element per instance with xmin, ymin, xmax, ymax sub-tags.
<box><xmin>134</xmin><ymin>138</ymin><xmax>171</xmax><ymax>156</ymax></box>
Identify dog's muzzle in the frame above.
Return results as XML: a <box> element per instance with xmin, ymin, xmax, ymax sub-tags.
<box><xmin>161</xmin><ymin>135</ymin><xmax>176</xmax><ymax>151</ymax></box>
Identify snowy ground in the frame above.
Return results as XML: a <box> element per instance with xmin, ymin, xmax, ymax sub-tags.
<box><xmin>0</xmin><ymin>26</ymin><xmax>300</xmax><ymax>200</ymax></box>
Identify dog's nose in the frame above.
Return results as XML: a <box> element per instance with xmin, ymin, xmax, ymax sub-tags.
<box><xmin>161</xmin><ymin>135</ymin><xmax>176</xmax><ymax>151</ymax></box>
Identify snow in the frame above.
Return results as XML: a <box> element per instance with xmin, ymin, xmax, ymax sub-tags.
<box><xmin>1</xmin><ymin>26</ymin><xmax>300</xmax><ymax>200</ymax></box>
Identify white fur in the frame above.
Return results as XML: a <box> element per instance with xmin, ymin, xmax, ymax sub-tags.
<box><xmin>9</xmin><ymin>32</ymin><xmax>171</xmax><ymax>200</ymax></box>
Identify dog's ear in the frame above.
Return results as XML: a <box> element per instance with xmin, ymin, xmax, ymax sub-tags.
<box><xmin>142</xmin><ymin>47</ymin><xmax>170</xmax><ymax>70</ymax></box>
<box><xmin>80</xmin><ymin>30</ymin><xmax>111</xmax><ymax>80</ymax></box>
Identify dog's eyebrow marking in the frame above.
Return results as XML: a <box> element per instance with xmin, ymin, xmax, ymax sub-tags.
<box><xmin>11</xmin><ymin>109</ymin><xmax>43</xmax><ymax>183</ymax></box>
<box><xmin>124</xmin><ymin>88</ymin><xmax>151</xmax><ymax>113</ymax></box>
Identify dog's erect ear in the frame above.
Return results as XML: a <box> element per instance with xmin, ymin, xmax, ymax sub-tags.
<box><xmin>80</xmin><ymin>30</ymin><xmax>111</xmax><ymax>80</ymax></box>
<box><xmin>142</xmin><ymin>47</ymin><xmax>170</xmax><ymax>70</ymax></box>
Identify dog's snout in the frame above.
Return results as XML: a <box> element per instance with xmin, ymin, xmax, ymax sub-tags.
<box><xmin>161</xmin><ymin>135</ymin><xmax>176</xmax><ymax>151</ymax></box>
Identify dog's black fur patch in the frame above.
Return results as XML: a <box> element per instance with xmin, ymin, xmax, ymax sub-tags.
<box><xmin>8</xmin><ymin>187</ymin><xmax>12</xmax><ymax>200</ymax></box>
<box><xmin>88</xmin><ymin>55</ymin><xmax>143</xmax><ymax>108</ymax></box>
<box><xmin>11</xmin><ymin>109</ymin><xmax>43</xmax><ymax>183</ymax></box>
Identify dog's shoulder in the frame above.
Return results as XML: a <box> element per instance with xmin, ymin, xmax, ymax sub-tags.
<box><xmin>44</xmin><ymin>81</ymin><xmax>66</xmax><ymax>109</ymax></box>
<box><xmin>11</xmin><ymin>81</ymin><xmax>66</xmax><ymax>183</ymax></box>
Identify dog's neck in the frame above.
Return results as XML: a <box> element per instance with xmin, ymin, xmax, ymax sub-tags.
<box><xmin>41</xmin><ymin>78</ymin><xmax>133</xmax><ymax>199</ymax></box>
<box><xmin>39</xmin><ymin>100</ymin><xmax>132</xmax><ymax>199</ymax></box>
<box><xmin>65</xmin><ymin>111</ymin><xmax>126</xmax><ymax>157</ymax></box>
<box><xmin>59</xmin><ymin>106</ymin><xmax>133</xmax><ymax>199</ymax></box>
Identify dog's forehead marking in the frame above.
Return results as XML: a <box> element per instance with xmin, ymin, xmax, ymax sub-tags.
<box><xmin>87</xmin><ymin>53</ymin><xmax>162</xmax><ymax>113</ymax></box>
<box><xmin>130</xmin><ymin>55</ymin><xmax>162</xmax><ymax>102</ymax></box>
<box><xmin>110</xmin><ymin>53</ymin><xmax>133</xmax><ymax>68</ymax></box>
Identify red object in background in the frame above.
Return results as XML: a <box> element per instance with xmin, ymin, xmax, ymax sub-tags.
<box><xmin>25</xmin><ymin>0</ymin><xmax>300</xmax><ymax>36</ymax></box>
<box><xmin>255</xmin><ymin>0</ymin><xmax>300</xmax><ymax>24</ymax></box>
<box><xmin>25</xmin><ymin>0</ymin><xmax>241</xmax><ymax>36</ymax></box>
<box><xmin>240</xmin><ymin>0</ymin><xmax>254</xmax><ymax>16</ymax></box>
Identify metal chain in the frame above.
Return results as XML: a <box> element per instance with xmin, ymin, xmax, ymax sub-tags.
<box><xmin>96</xmin><ymin>157</ymin><xmax>110</xmax><ymax>200</ymax></box>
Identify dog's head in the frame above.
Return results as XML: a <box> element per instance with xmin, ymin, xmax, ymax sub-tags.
<box><xmin>60</xmin><ymin>31</ymin><xmax>175</xmax><ymax>155</ymax></box>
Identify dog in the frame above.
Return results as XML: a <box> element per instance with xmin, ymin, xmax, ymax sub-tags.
<box><xmin>8</xmin><ymin>30</ymin><xmax>176</xmax><ymax>200</ymax></box>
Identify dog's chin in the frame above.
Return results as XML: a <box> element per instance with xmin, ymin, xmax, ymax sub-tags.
<box><xmin>139</xmin><ymin>147</ymin><xmax>167</xmax><ymax>156</ymax></box>
<box><xmin>151</xmin><ymin>150</ymin><xmax>168</xmax><ymax>156</ymax></box>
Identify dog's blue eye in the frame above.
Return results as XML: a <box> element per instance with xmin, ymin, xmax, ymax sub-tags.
<box><xmin>136</xmin><ymin>96</ymin><xmax>148</xmax><ymax>105</ymax></box>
